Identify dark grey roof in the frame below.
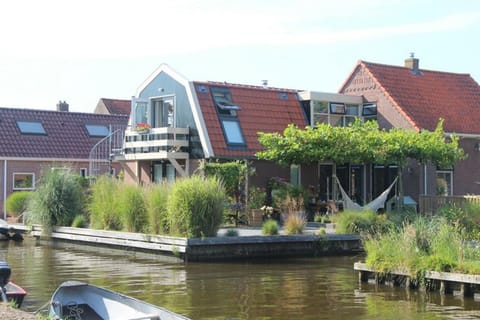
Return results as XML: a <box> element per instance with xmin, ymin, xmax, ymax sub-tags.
<box><xmin>0</xmin><ymin>107</ymin><xmax>128</xmax><ymax>159</ymax></box>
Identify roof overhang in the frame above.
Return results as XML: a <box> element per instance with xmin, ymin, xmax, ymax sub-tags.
<box><xmin>298</xmin><ymin>91</ymin><xmax>363</xmax><ymax>104</ymax></box>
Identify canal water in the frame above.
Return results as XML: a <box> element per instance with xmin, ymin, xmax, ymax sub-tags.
<box><xmin>2</xmin><ymin>238</ymin><xmax>480</xmax><ymax>319</ymax></box>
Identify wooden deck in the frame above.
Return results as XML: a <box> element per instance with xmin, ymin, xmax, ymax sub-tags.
<box><xmin>354</xmin><ymin>262</ymin><xmax>480</xmax><ymax>297</ymax></box>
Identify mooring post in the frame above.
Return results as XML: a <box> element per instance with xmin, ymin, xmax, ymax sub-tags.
<box><xmin>440</xmin><ymin>281</ymin><xmax>445</xmax><ymax>295</ymax></box>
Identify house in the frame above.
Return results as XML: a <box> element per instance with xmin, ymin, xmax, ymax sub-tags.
<box><xmin>339</xmin><ymin>55</ymin><xmax>480</xmax><ymax>199</ymax></box>
<box><xmin>94</xmin><ymin>98</ymin><xmax>131</xmax><ymax>115</ymax></box>
<box><xmin>116</xmin><ymin>59</ymin><xmax>480</xmax><ymax>210</ymax></box>
<box><xmin>0</xmin><ymin>102</ymin><xmax>129</xmax><ymax>219</ymax></box>
<box><xmin>114</xmin><ymin>64</ymin><xmax>379</xmax><ymax>206</ymax></box>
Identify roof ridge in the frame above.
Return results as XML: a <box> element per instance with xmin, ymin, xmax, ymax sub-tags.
<box><xmin>360</xmin><ymin>60</ymin><xmax>472</xmax><ymax>77</ymax></box>
<box><xmin>193</xmin><ymin>80</ymin><xmax>300</xmax><ymax>92</ymax></box>
<box><xmin>0</xmin><ymin>106</ymin><xmax>128</xmax><ymax>118</ymax></box>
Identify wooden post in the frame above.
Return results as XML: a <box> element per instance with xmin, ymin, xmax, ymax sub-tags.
<box><xmin>440</xmin><ymin>281</ymin><xmax>445</xmax><ymax>295</ymax></box>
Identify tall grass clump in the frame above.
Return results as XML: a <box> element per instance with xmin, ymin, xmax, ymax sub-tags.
<box><xmin>167</xmin><ymin>175</ymin><xmax>226</xmax><ymax>238</ymax></box>
<box><xmin>6</xmin><ymin>191</ymin><xmax>31</xmax><ymax>219</ymax></box>
<box><xmin>27</xmin><ymin>167</ymin><xmax>83</xmax><ymax>233</ymax></box>
<box><xmin>363</xmin><ymin>216</ymin><xmax>480</xmax><ymax>277</ymax></box>
<box><xmin>284</xmin><ymin>212</ymin><xmax>306</xmax><ymax>235</ymax></box>
<box><xmin>88</xmin><ymin>175</ymin><xmax>122</xmax><ymax>230</ymax></box>
<box><xmin>117</xmin><ymin>183</ymin><xmax>148</xmax><ymax>233</ymax></box>
<box><xmin>144</xmin><ymin>183</ymin><xmax>171</xmax><ymax>234</ymax></box>
<box><xmin>262</xmin><ymin>219</ymin><xmax>279</xmax><ymax>236</ymax></box>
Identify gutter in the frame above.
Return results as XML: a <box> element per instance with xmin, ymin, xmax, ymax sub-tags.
<box><xmin>3</xmin><ymin>160</ymin><xmax>6</xmax><ymax>220</ymax></box>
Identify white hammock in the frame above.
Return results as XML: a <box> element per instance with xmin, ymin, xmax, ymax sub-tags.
<box><xmin>335</xmin><ymin>176</ymin><xmax>398</xmax><ymax>212</ymax></box>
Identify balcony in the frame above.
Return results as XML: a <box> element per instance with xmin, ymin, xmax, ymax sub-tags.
<box><xmin>115</xmin><ymin>127</ymin><xmax>189</xmax><ymax>161</ymax></box>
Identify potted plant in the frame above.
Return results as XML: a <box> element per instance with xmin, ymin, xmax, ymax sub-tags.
<box><xmin>136</xmin><ymin>122</ymin><xmax>151</xmax><ymax>133</ymax></box>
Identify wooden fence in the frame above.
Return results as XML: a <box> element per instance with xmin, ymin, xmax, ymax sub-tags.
<box><xmin>419</xmin><ymin>195</ymin><xmax>480</xmax><ymax>215</ymax></box>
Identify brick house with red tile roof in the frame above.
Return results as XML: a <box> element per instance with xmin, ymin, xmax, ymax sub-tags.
<box><xmin>115</xmin><ymin>60</ymin><xmax>479</xmax><ymax>214</ymax></box>
<box><xmin>339</xmin><ymin>56</ymin><xmax>480</xmax><ymax>199</ymax></box>
<box><xmin>94</xmin><ymin>98</ymin><xmax>131</xmax><ymax>115</ymax></box>
<box><xmin>0</xmin><ymin>104</ymin><xmax>128</xmax><ymax>219</ymax></box>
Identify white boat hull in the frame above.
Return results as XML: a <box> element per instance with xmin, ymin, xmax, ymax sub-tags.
<box><xmin>49</xmin><ymin>281</ymin><xmax>190</xmax><ymax>320</ymax></box>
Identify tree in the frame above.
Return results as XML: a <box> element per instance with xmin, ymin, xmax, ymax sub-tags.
<box><xmin>257</xmin><ymin>119</ymin><xmax>464</xmax><ymax>208</ymax></box>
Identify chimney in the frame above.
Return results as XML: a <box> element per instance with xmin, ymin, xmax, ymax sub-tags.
<box><xmin>56</xmin><ymin>100</ymin><xmax>69</xmax><ymax>112</ymax></box>
<box><xmin>404</xmin><ymin>52</ymin><xmax>420</xmax><ymax>73</ymax></box>
<box><xmin>262</xmin><ymin>80</ymin><xmax>268</xmax><ymax>88</ymax></box>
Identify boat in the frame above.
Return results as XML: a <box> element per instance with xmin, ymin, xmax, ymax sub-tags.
<box><xmin>0</xmin><ymin>219</ymin><xmax>8</xmax><ymax>240</ymax></box>
<box><xmin>0</xmin><ymin>261</ymin><xmax>27</xmax><ymax>307</ymax></box>
<box><xmin>49</xmin><ymin>281</ymin><xmax>190</xmax><ymax>320</ymax></box>
<box><xmin>0</xmin><ymin>219</ymin><xmax>23</xmax><ymax>241</ymax></box>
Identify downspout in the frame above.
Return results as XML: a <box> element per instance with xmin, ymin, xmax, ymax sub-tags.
<box><xmin>423</xmin><ymin>164</ymin><xmax>427</xmax><ymax>195</ymax></box>
<box><xmin>3</xmin><ymin>160</ymin><xmax>6</xmax><ymax>220</ymax></box>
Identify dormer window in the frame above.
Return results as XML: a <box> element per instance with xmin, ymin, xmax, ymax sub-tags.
<box><xmin>16</xmin><ymin>120</ymin><xmax>46</xmax><ymax>135</ymax></box>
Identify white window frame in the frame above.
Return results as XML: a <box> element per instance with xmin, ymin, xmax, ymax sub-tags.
<box><xmin>13</xmin><ymin>172</ymin><xmax>35</xmax><ymax>190</ymax></box>
<box><xmin>80</xmin><ymin>168</ymin><xmax>87</xmax><ymax>177</ymax></box>
<box><xmin>436</xmin><ymin>170</ymin><xmax>453</xmax><ymax>196</ymax></box>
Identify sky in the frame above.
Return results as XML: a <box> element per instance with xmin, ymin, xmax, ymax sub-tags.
<box><xmin>0</xmin><ymin>0</ymin><xmax>479</xmax><ymax>113</ymax></box>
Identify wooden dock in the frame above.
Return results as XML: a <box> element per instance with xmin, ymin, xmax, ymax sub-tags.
<box><xmin>354</xmin><ymin>262</ymin><xmax>480</xmax><ymax>297</ymax></box>
<box><xmin>29</xmin><ymin>225</ymin><xmax>361</xmax><ymax>262</ymax></box>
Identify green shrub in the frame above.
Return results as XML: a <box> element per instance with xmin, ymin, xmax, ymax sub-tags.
<box><xmin>88</xmin><ymin>175</ymin><xmax>122</xmax><ymax>230</ymax></box>
<box><xmin>71</xmin><ymin>215</ymin><xmax>88</xmax><ymax>228</ymax></box>
<box><xmin>335</xmin><ymin>210</ymin><xmax>378</xmax><ymax>234</ymax></box>
<box><xmin>144</xmin><ymin>184</ymin><xmax>170</xmax><ymax>234</ymax></box>
<box><xmin>262</xmin><ymin>219</ymin><xmax>279</xmax><ymax>236</ymax></box>
<box><xmin>167</xmin><ymin>175</ymin><xmax>226</xmax><ymax>238</ymax></box>
<box><xmin>117</xmin><ymin>183</ymin><xmax>147</xmax><ymax>233</ymax></box>
<box><xmin>6</xmin><ymin>191</ymin><xmax>31</xmax><ymax>218</ymax></box>
<box><xmin>224</xmin><ymin>229</ymin><xmax>239</xmax><ymax>237</ymax></box>
<box><xmin>284</xmin><ymin>212</ymin><xmax>306</xmax><ymax>234</ymax></box>
<box><xmin>27</xmin><ymin>167</ymin><xmax>83</xmax><ymax>232</ymax></box>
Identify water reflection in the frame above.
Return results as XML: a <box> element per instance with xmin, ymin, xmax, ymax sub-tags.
<box><xmin>1</xmin><ymin>238</ymin><xmax>480</xmax><ymax>319</ymax></box>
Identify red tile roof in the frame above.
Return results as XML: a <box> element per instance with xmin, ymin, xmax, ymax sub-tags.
<box><xmin>193</xmin><ymin>81</ymin><xmax>307</xmax><ymax>158</ymax></box>
<box><xmin>344</xmin><ymin>61</ymin><xmax>480</xmax><ymax>134</ymax></box>
<box><xmin>0</xmin><ymin>107</ymin><xmax>128</xmax><ymax>159</ymax></box>
<box><xmin>99</xmin><ymin>98</ymin><xmax>131</xmax><ymax>115</ymax></box>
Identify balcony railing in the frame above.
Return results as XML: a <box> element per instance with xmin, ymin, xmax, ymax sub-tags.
<box><xmin>115</xmin><ymin>127</ymin><xmax>190</xmax><ymax>161</ymax></box>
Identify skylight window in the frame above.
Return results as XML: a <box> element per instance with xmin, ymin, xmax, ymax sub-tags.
<box><xmin>17</xmin><ymin>121</ymin><xmax>46</xmax><ymax>135</ymax></box>
<box><xmin>85</xmin><ymin>124</ymin><xmax>109</xmax><ymax>137</ymax></box>
<box><xmin>221</xmin><ymin>119</ymin><xmax>245</xmax><ymax>144</ymax></box>
<box><xmin>211</xmin><ymin>87</ymin><xmax>241</xmax><ymax>115</ymax></box>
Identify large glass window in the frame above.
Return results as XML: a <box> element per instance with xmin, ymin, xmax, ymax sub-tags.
<box><xmin>16</xmin><ymin>121</ymin><xmax>46</xmax><ymax>135</ymax></box>
<box><xmin>311</xmin><ymin>101</ymin><xmax>363</xmax><ymax>127</ymax></box>
<box><xmin>134</xmin><ymin>101</ymin><xmax>148</xmax><ymax>126</ymax></box>
<box><xmin>13</xmin><ymin>173</ymin><xmax>35</xmax><ymax>190</ymax></box>
<box><xmin>153</xmin><ymin>97</ymin><xmax>175</xmax><ymax>128</ymax></box>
